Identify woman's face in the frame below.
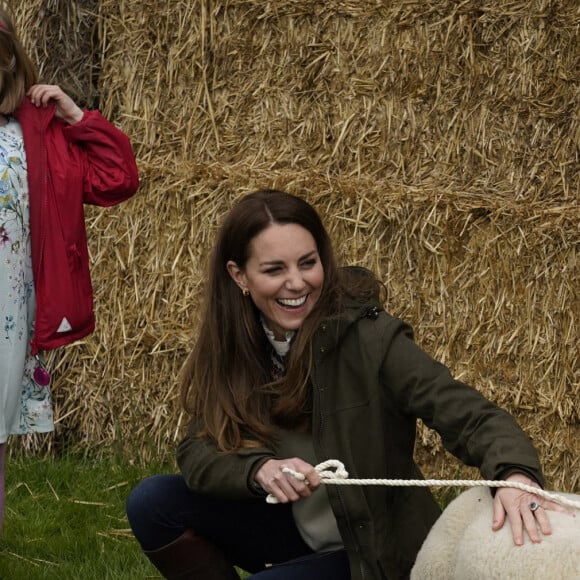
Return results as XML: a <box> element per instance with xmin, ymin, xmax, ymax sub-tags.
<box><xmin>228</xmin><ymin>223</ymin><xmax>324</xmax><ymax>340</ymax></box>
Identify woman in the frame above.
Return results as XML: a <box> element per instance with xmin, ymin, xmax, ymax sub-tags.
<box><xmin>0</xmin><ymin>7</ymin><xmax>138</xmax><ymax>531</ymax></box>
<box><xmin>127</xmin><ymin>190</ymin><xmax>566</xmax><ymax>580</ymax></box>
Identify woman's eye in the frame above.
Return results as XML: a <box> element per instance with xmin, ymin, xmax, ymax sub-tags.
<box><xmin>301</xmin><ymin>259</ymin><xmax>317</xmax><ymax>268</ymax></box>
<box><xmin>263</xmin><ymin>267</ymin><xmax>282</xmax><ymax>275</ymax></box>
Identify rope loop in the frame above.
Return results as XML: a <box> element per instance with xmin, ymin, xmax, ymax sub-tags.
<box><xmin>310</xmin><ymin>458</ymin><xmax>349</xmax><ymax>481</ymax></box>
<box><xmin>265</xmin><ymin>459</ymin><xmax>580</xmax><ymax>510</ymax></box>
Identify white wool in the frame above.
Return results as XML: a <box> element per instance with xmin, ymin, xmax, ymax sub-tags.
<box><xmin>411</xmin><ymin>487</ymin><xmax>580</xmax><ymax>580</ymax></box>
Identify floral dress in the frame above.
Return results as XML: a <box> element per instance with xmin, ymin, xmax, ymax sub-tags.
<box><xmin>0</xmin><ymin>117</ymin><xmax>53</xmax><ymax>443</ymax></box>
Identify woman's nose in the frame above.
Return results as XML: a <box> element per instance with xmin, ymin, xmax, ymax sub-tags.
<box><xmin>285</xmin><ymin>269</ymin><xmax>306</xmax><ymax>290</ymax></box>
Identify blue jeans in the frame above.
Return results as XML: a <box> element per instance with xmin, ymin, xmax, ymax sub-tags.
<box><xmin>126</xmin><ymin>474</ymin><xmax>350</xmax><ymax>579</ymax></box>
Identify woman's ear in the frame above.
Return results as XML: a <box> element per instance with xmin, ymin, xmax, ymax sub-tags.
<box><xmin>226</xmin><ymin>260</ymin><xmax>247</xmax><ymax>292</ymax></box>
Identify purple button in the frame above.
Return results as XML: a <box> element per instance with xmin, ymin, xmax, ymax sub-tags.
<box><xmin>33</xmin><ymin>365</ymin><xmax>51</xmax><ymax>387</ymax></box>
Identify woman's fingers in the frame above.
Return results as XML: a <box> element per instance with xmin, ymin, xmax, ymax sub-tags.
<box><xmin>531</xmin><ymin>503</ymin><xmax>553</xmax><ymax>537</ymax></box>
<box><xmin>255</xmin><ymin>458</ymin><xmax>320</xmax><ymax>503</ymax></box>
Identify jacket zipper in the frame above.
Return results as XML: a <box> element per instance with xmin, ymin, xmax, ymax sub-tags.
<box><xmin>30</xmin><ymin>113</ymin><xmax>51</xmax><ymax>356</ymax></box>
<box><xmin>313</xmin><ymin>361</ymin><xmax>365</xmax><ymax>577</ymax></box>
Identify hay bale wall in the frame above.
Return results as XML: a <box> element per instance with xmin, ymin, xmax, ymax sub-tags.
<box><xmin>11</xmin><ymin>0</ymin><xmax>99</xmax><ymax>107</ymax></box>
<box><xmin>11</xmin><ymin>0</ymin><xmax>578</xmax><ymax>493</ymax></box>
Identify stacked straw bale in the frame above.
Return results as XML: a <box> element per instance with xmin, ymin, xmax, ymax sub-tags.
<box><xmin>10</xmin><ymin>0</ymin><xmax>99</xmax><ymax>107</ymax></box>
<box><xmin>12</xmin><ymin>0</ymin><xmax>578</xmax><ymax>493</ymax></box>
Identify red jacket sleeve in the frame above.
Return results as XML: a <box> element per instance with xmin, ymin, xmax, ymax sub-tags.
<box><xmin>63</xmin><ymin>110</ymin><xmax>139</xmax><ymax>206</ymax></box>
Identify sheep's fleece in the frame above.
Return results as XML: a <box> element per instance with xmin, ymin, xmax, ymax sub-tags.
<box><xmin>410</xmin><ymin>487</ymin><xmax>580</xmax><ymax>579</ymax></box>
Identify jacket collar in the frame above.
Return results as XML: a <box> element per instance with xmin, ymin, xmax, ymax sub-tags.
<box><xmin>14</xmin><ymin>96</ymin><xmax>55</xmax><ymax>129</ymax></box>
<box><xmin>313</xmin><ymin>295</ymin><xmax>384</xmax><ymax>358</ymax></box>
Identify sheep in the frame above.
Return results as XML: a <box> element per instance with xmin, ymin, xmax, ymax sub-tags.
<box><xmin>410</xmin><ymin>486</ymin><xmax>580</xmax><ymax>580</ymax></box>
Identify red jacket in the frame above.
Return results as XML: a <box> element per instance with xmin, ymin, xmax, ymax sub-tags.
<box><xmin>14</xmin><ymin>98</ymin><xmax>139</xmax><ymax>354</ymax></box>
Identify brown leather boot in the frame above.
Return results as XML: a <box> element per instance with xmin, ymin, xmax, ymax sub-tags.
<box><xmin>144</xmin><ymin>529</ymin><xmax>240</xmax><ymax>579</ymax></box>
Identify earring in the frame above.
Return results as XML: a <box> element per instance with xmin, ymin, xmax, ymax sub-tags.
<box><xmin>242</xmin><ymin>288</ymin><xmax>250</xmax><ymax>297</ymax></box>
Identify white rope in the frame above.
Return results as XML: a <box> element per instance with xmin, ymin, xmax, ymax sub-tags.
<box><xmin>265</xmin><ymin>459</ymin><xmax>580</xmax><ymax>509</ymax></box>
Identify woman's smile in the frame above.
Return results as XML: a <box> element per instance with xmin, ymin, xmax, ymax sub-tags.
<box><xmin>276</xmin><ymin>295</ymin><xmax>309</xmax><ymax>308</ymax></box>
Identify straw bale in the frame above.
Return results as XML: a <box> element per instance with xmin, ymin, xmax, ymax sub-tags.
<box><xmin>11</xmin><ymin>1</ymin><xmax>579</xmax><ymax>494</ymax></box>
<box><xmin>98</xmin><ymin>0</ymin><xmax>578</xmax><ymax>199</ymax></box>
<box><xmin>9</xmin><ymin>0</ymin><xmax>99</xmax><ymax>107</ymax></box>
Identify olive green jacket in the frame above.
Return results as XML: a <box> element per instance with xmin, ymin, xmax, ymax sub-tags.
<box><xmin>177</xmin><ymin>298</ymin><xmax>543</xmax><ymax>580</ymax></box>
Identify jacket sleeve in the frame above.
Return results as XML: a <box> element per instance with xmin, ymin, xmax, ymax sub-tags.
<box><xmin>378</xmin><ymin>317</ymin><xmax>544</xmax><ymax>486</ymax></box>
<box><xmin>63</xmin><ymin>110</ymin><xmax>139</xmax><ymax>206</ymax></box>
<box><xmin>177</xmin><ymin>426</ymin><xmax>276</xmax><ymax>500</ymax></box>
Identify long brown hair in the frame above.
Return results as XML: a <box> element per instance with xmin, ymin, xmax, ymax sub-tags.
<box><xmin>181</xmin><ymin>190</ymin><xmax>346</xmax><ymax>451</ymax></box>
<box><xmin>0</xmin><ymin>7</ymin><xmax>38</xmax><ymax>114</ymax></box>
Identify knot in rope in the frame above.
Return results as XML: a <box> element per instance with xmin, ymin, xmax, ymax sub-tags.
<box><xmin>310</xmin><ymin>458</ymin><xmax>350</xmax><ymax>481</ymax></box>
<box><xmin>265</xmin><ymin>459</ymin><xmax>580</xmax><ymax>510</ymax></box>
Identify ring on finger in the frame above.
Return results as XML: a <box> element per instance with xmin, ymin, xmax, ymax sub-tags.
<box><xmin>529</xmin><ymin>501</ymin><xmax>541</xmax><ymax>512</ymax></box>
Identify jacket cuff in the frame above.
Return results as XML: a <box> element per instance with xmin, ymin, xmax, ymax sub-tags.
<box><xmin>247</xmin><ymin>456</ymin><xmax>275</xmax><ymax>497</ymax></box>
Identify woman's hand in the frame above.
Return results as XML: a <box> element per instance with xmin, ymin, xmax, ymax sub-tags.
<box><xmin>27</xmin><ymin>85</ymin><xmax>84</xmax><ymax>125</ymax></box>
<box><xmin>493</xmin><ymin>472</ymin><xmax>574</xmax><ymax>545</ymax></box>
<box><xmin>254</xmin><ymin>458</ymin><xmax>321</xmax><ymax>504</ymax></box>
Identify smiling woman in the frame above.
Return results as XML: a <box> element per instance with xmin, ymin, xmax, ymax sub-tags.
<box><xmin>125</xmin><ymin>190</ymin><xmax>565</xmax><ymax>580</ymax></box>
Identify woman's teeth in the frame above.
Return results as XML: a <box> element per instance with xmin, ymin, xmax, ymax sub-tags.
<box><xmin>277</xmin><ymin>296</ymin><xmax>307</xmax><ymax>307</ymax></box>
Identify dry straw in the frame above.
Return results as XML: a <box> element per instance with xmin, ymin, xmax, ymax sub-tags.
<box><xmin>11</xmin><ymin>0</ymin><xmax>579</xmax><ymax>493</ymax></box>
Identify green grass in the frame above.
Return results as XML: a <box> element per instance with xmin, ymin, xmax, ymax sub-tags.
<box><xmin>1</xmin><ymin>454</ymin><xmax>171</xmax><ymax>579</ymax></box>
<box><xmin>1</xmin><ymin>453</ymin><xmax>252</xmax><ymax>579</ymax></box>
